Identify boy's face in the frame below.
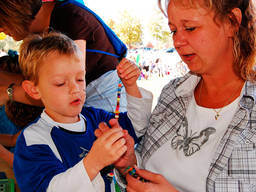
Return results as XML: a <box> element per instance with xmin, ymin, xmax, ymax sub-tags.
<box><xmin>36</xmin><ymin>52</ymin><xmax>86</xmax><ymax>123</ymax></box>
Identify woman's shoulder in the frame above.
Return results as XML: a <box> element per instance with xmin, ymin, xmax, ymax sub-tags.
<box><xmin>162</xmin><ymin>72</ymin><xmax>192</xmax><ymax>92</ymax></box>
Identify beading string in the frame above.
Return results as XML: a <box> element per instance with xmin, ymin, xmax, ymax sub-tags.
<box><xmin>114</xmin><ymin>80</ymin><xmax>123</xmax><ymax>119</ymax></box>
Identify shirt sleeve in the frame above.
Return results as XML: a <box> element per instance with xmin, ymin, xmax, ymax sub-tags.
<box><xmin>48</xmin><ymin>160</ymin><xmax>105</xmax><ymax>192</ymax></box>
<box><xmin>127</xmin><ymin>87</ymin><xmax>153</xmax><ymax>137</ymax></box>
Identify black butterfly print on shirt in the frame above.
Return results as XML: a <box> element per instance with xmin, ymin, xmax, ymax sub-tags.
<box><xmin>171</xmin><ymin>118</ymin><xmax>216</xmax><ymax>156</ymax></box>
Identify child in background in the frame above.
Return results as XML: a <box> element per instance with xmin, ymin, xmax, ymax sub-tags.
<box><xmin>0</xmin><ymin>50</ymin><xmax>43</xmax><ymax>127</ymax></box>
<box><xmin>14</xmin><ymin>32</ymin><xmax>153</xmax><ymax>192</ymax></box>
<box><xmin>0</xmin><ymin>51</ymin><xmax>43</xmax><ymax>167</ymax></box>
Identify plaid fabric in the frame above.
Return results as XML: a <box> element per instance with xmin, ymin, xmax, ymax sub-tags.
<box><xmin>138</xmin><ymin>73</ymin><xmax>256</xmax><ymax>192</ymax></box>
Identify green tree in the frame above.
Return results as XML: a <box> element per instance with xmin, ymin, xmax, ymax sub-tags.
<box><xmin>112</xmin><ymin>11</ymin><xmax>143</xmax><ymax>48</ymax></box>
<box><xmin>148</xmin><ymin>10</ymin><xmax>172</xmax><ymax>48</ymax></box>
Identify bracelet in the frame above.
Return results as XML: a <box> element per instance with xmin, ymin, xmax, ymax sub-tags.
<box><xmin>6</xmin><ymin>83</ymin><xmax>15</xmax><ymax>101</ymax></box>
<box><xmin>122</xmin><ymin>165</ymin><xmax>148</xmax><ymax>182</ymax></box>
<box><xmin>123</xmin><ymin>166</ymin><xmax>134</xmax><ymax>175</ymax></box>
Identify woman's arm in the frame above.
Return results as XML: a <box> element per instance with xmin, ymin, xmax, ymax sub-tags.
<box><xmin>0</xmin><ymin>131</ymin><xmax>20</xmax><ymax>147</ymax></box>
<box><xmin>0</xmin><ymin>144</ymin><xmax>13</xmax><ymax>167</ymax></box>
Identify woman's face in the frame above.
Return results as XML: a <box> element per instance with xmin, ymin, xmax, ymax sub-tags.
<box><xmin>167</xmin><ymin>0</ymin><xmax>234</xmax><ymax>75</ymax></box>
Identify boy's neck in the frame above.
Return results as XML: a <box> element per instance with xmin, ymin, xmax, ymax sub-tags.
<box><xmin>41</xmin><ymin>111</ymin><xmax>86</xmax><ymax>132</ymax></box>
<box><xmin>28</xmin><ymin>2</ymin><xmax>56</xmax><ymax>34</ymax></box>
<box><xmin>44</xmin><ymin>110</ymin><xmax>80</xmax><ymax>124</ymax></box>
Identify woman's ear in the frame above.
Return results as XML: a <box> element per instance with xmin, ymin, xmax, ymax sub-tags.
<box><xmin>231</xmin><ymin>8</ymin><xmax>242</xmax><ymax>26</ymax></box>
<box><xmin>226</xmin><ymin>8</ymin><xmax>242</xmax><ymax>37</ymax></box>
<box><xmin>22</xmin><ymin>80</ymin><xmax>41</xmax><ymax>100</ymax></box>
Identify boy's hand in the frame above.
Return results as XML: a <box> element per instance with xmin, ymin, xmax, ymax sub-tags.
<box><xmin>117</xmin><ymin>58</ymin><xmax>142</xmax><ymax>98</ymax></box>
<box><xmin>88</xmin><ymin>127</ymin><xmax>127</xmax><ymax>168</ymax></box>
<box><xmin>95</xmin><ymin>119</ymin><xmax>137</xmax><ymax>173</ymax></box>
<box><xmin>84</xmin><ymin>124</ymin><xmax>127</xmax><ymax>179</ymax></box>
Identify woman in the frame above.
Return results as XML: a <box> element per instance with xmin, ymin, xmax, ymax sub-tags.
<box><xmin>113</xmin><ymin>0</ymin><xmax>256</xmax><ymax>191</ymax></box>
<box><xmin>0</xmin><ymin>0</ymin><xmax>128</xmax><ymax>113</ymax></box>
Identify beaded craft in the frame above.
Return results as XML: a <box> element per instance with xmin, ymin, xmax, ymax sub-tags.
<box><xmin>123</xmin><ymin>166</ymin><xmax>148</xmax><ymax>182</ymax></box>
<box><xmin>114</xmin><ymin>80</ymin><xmax>123</xmax><ymax>119</ymax></box>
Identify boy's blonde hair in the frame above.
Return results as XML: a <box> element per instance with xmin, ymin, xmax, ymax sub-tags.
<box><xmin>19</xmin><ymin>32</ymin><xmax>81</xmax><ymax>85</ymax></box>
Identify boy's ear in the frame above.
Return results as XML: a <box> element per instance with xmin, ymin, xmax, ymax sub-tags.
<box><xmin>22</xmin><ymin>80</ymin><xmax>41</xmax><ymax>100</ymax></box>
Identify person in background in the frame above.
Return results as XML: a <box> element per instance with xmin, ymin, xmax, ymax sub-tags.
<box><xmin>106</xmin><ymin>0</ymin><xmax>256</xmax><ymax>191</ymax></box>
<box><xmin>0</xmin><ymin>51</ymin><xmax>42</xmax><ymax>167</ymax></box>
<box><xmin>0</xmin><ymin>0</ymin><xmax>128</xmax><ymax>112</ymax></box>
<box><xmin>13</xmin><ymin>32</ymin><xmax>152</xmax><ymax>192</ymax></box>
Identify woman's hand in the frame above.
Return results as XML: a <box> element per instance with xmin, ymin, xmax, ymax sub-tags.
<box><xmin>114</xmin><ymin>128</ymin><xmax>137</xmax><ymax>173</ymax></box>
<box><xmin>117</xmin><ymin>58</ymin><xmax>142</xmax><ymax>98</ymax></box>
<box><xmin>126</xmin><ymin>167</ymin><xmax>178</xmax><ymax>192</ymax></box>
<box><xmin>117</xmin><ymin>58</ymin><xmax>140</xmax><ymax>88</ymax></box>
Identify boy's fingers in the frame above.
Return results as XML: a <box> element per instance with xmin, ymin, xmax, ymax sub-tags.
<box><xmin>97</xmin><ymin>120</ymin><xmax>123</xmax><ymax>139</ymax></box>
<box><xmin>112</xmin><ymin>137</ymin><xmax>126</xmax><ymax>148</ymax></box>
<box><xmin>94</xmin><ymin>129</ymin><xmax>103</xmax><ymax>138</ymax></box>
<box><xmin>109</xmin><ymin>118</ymin><xmax>121</xmax><ymax>129</ymax></box>
<box><xmin>104</xmin><ymin>129</ymin><xmax>124</xmax><ymax>144</ymax></box>
<box><xmin>98</xmin><ymin>122</ymin><xmax>111</xmax><ymax>132</ymax></box>
<box><xmin>115</xmin><ymin>145</ymin><xmax>127</xmax><ymax>158</ymax></box>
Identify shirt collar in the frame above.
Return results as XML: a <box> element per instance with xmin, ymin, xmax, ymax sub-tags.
<box><xmin>175</xmin><ymin>73</ymin><xmax>200</xmax><ymax>97</ymax></box>
<box><xmin>174</xmin><ymin>73</ymin><xmax>256</xmax><ymax>110</ymax></box>
<box><xmin>41</xmin><ymin>110</ymin><xmax>86</xmax><ymax>132</ymax></box>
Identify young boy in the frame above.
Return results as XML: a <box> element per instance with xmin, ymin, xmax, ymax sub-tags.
<box><xmin>13</xmin><ymin>32</ymin><xmax>152</xmax><ymax>192</ymax></box>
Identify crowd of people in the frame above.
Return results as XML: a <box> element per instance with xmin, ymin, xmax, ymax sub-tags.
<box><xmin>0</xmin><ymin>0</ymin><xmax>256</xmax><ymax>192</ymax></box>
<box><xmin>127</xmin><ymin>48</ymin><xmax>189</xmax><ymax>80</ymax></box>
